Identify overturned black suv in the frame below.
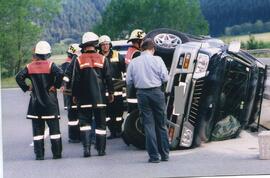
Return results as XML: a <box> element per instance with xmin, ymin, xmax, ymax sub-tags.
<box><xmin>121</xmin><ymin>28</ymin><xmax>267</xmax><ymax>150</ymax></box>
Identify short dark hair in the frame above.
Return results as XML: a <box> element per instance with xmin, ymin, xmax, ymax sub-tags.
<box><xmin>141</xmin><ymin>38</ymin><xmax>155</xmax><ymax>51</ymax></box>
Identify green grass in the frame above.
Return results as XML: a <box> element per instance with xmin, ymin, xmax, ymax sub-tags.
<box><xmin>221</xmin><ymin>32</ymin><xmax>270</xmax><ymax>44</ymax></box>
<box><xmin>1</xmin><ymin>77</ymin><xmax>18</xmax><ymax>88</ymax></box>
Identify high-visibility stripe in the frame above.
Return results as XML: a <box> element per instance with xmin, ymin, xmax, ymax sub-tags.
<box><xmin>127</xmin><ymin>98</ymin><xmax>138</xmax><ymax>103</ymax></box>
<box><xmin>65</xmin><ymin>106</ymin><xmax>77</xmax><ymax>109</ymax></box>
<box><xmin>97</xmin><ymin>104</ymin><xmax>106</xmax><ymax>107</ymax></box>
<box><xmin>106</xmin><ymin>117</ymin><xmax>111</xmax><ymax>122</ymax></box>
<box><xmin>63</xmin><ymin>76</ymin><xmax>70</xmax><ymax>82</ymax></box>
<box><xmin>68</xmin><ymin>120</ymin><xmax>79</xmax><ymax>126</ymax></box>
<box><xmin>50</xmin><ymin>134</ymin><xmax>61</xmax><ymax>139</ymax></box>
<box><xmin>80</xmin><ymin>126</ymin><xmax>91</xmax><ymax>131</ymax></box>
<box><xmin>41</xmin><ymin>115</ymin><xmax>57</xmax><ymax>119</ymax></box>
<box><xmin>33</xmin><ymin>135</ymin><xmax>44</xmax><ymax>140</ymax></box>
<box><xmin>80</xmin><ymin>63</ymin><xmax>90</xmax><ymax>68</ymax></box>
<box><xmin>81</xmin><ymin>104</ymin><xmax>92</xmax><ymax>108</ymax></box>
<box><xmin>95</xmin><ymin>129</ymin><xmax>106</xmax><ymax>135</ymax></box>
<box><xmin>94</xmin><ymin>62</ymin><xmax>103</xmax><ymax>68</ymax></box>
<box><xmin>106</xmin><ymin>91</ymin><xmax>123</xmax><ymax>96</ymax></box>
<box><xmin>122</xmin><ymin>93</ymin><xmax>126</xmax><ymax>97</ymax></box>
<box><xmin>27</xmin><ymin>115</ymin><xmax>38</xmax><ymax>119</ymax></box>
<box><xmin>116</xmin><ymin>117</ymin><xmax>123</xmax><ymax>121</ymax></box>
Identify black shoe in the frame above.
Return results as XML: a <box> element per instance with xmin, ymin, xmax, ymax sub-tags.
<box><xmin>98</xmin><ymin>150</ymin><xmax>106</xmax><ymax>156</ymax></box>
<box><xmin>36</xmin><ymin>156</ymin><xmax>44</xmax><ymax>160</ymax></box>
<box><xmin>68</xmin><ymin>139</ymin><xmax>80</xmax><ymax>143</ymax></box>
<box><xmin>161</xmin><ymin>157</ymin><xmax>169</xmax><ymax>161</ymax></box>
<box><xmin>53</xmin><ymin>155</ymin><xmax>62</xmax><ymax>159</ymax></box>
<box><xmin>83</xmin><ymin>149</ymin><xmax>91</xmax><ymax>157</ymax></box>
<box><xmin>148</xmin><ymin>158</ymin><xmax>160</xmax><ymax>163</ymax></box>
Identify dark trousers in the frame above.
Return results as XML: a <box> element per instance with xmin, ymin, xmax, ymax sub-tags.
<box><xmin>136</xmin><ymin>88</ymin><xmax>169</xmax><ymax>160</ymax></box>
<box><xmin>67</xmin><ymin>109</ymin><xmax>80</xmax><ymax>141</ymax></box>
<box><xmin>32</xmin><ymin>119</ymin><xmax>61</xmax><ymax>136</ymax></box>
<box><xmin>78</xmin><ymin>108</ymin><xmax>107</xmax><ymax>153</ymax></box>
<box><xmin>107</xmin><ymin>95</ymin><xmax>124</xmax><ymax>135</ymax></box>
<box><xmin>32</xmin><ymin>119</ymin><xmax>62</xmax><ymax>158</ymax></box>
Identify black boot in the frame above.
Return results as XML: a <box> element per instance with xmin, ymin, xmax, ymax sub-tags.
<box><xmin>68</xmin><ymin>125</ymin><xmax>81</xmax><ymax>143</ymax></box>
<box><xmin>96</xmin><ymin>135</ymin><xmax>106</xmax><ymax>156</ymax></box>
<box><xmin>51</xmin><ymin>138</ymin><xmax>62</xmax><ymax>159</ymax></box>
<box><xmin>81</xmin><ymin>130</ymin><xmax>91</xmax><ymax>157</ymax></box>
<box><xmin>34</xmin><ymin>139</ymin><xmax>44</xmax><ymax>160</ymax></box>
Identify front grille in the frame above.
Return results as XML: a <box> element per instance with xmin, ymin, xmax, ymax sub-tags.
<box><xmin>188</xmin><ymin>78</ymin><xmax>205</xmax><ymax>125</ymax></box>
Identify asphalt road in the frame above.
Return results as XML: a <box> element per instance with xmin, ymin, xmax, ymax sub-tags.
<box><xmin>2</xmin><ymin>88</ymin><xmax>270</xmax><ymax>178</ymax></box>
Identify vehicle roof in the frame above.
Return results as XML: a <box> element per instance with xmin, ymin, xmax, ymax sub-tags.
<box><xmin>111</xmin><ymin>40</ymin><xmax>130</xmax><ymax>46</ymax></box>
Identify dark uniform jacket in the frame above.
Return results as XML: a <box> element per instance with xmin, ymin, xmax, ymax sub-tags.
<box><xmin>16</xmin><ymin>60</ymin><xmax>63</xmax><ymax>119</ymax></box>
<box><xmin>100</xmin><ymin>49</ymin><xmax>125</xmax><ymax>91</ymax></box>
<box><xmin>60</xmin><ymin>57</ymin><xmax>77</xmax><ymax>110</ymax></box>
<box><xmin>66</xmin><ymin>51</ymin><xmax>114</xmax><ymax>108</ymax></box>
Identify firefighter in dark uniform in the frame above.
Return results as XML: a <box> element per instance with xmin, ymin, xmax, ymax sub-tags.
<box><xmin>15</xmin><ymin>41</ymin><xmax>63</xmax><ymax>160</ymax></box>
<box><xmin>125</xmin><ymin>29</ymin><xmax>146</xmax><ymax>114</ymax></box>
<box><xmin>60</xmin><ymin>43</ymin><xmax>81</xmax><ymax>143</ymax></box>
<box><xmin>65</xmin><ymin>32</ymin><xmax>114</xmax><ymax>157</ymax></box>
<box><xmin>99</xmin><ymin>35</ymin><xmax>126</xmax><ymax>139</ymax></box>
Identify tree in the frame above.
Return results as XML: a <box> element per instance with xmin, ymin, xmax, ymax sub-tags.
<box><xmin>93</xmin><ymin>0</ymin><xmax>208</xmax><ymax>40</ymax></box>
<box><xmin>0</xmin><ymin>0</ymin><xmax>61</xmax><ymax>77</ymax></box>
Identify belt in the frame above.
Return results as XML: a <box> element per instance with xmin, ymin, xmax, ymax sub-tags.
<box><xmin>137</xmin><ymin>86</ymin><xmax>160</xmax><ymax>90</ymax></box>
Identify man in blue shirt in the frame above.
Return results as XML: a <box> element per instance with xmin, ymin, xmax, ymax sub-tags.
<box><xmin>126</xmin><ymin>38</ymin><xmax>170</xmax><ymax>163</ymax></box>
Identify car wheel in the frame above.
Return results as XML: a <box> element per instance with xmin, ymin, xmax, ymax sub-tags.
<box><xmin>122</xmin><ymin>109</ymin><xmax>145</xmax><ymax>149</ymax></box>
<box><xmin>145</xmin><ymin>28</ymin><xmax>190</xmax><ymax>67</ymax></box>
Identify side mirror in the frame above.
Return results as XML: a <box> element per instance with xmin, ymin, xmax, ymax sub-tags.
<box><xmin>228</xmin><ymin>41</ymin><xmax>241</xmax><ymax>53</ymax></box>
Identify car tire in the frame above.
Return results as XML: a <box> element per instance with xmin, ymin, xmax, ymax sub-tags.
<box><xmin>145</xmin><ymin>28</ymin><xmax>190</xmax><ymax>67</ymax></box>
<box><xmin>122</xmin><ymin>109</ymin><xmax>145</xmax><ymax>149</ymax></box>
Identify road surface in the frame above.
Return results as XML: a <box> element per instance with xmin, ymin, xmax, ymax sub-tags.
<box><xmin>2</xmin><ymin>88</ymin><xmax>270</xmax><ymax>178</ymax></box>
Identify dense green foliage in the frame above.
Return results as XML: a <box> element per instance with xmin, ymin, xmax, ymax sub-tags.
<box><xmin>0</xmin><ymin>0</ymin><xmax>61</xmax><ymax>77</ymax></box>
<box><xmin>43</xmin><ymin>0</ymin><xmax>108</xmax><ymax>44</ymax></box>
<box><xmin>200</xmin><ymin>0</ymin><xmax>270</xmax><ymax>36</ymax></box>
<box><xmin>225</xmin><ymin>20</ymin><xmax>270</xmax><ymax>36</ymax></box>
<box><xmin>93</xmin><ymin>0</ymin><xmax>208</xmax><ymax>40</ymax></box>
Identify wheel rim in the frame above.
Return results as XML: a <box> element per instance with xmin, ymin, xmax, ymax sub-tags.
<box><xmin>154</xmin><ymin>33</ymin><xmax>182</xmax><ymax>49</ymax></box>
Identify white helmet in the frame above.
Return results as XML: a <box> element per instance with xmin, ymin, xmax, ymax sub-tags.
<box><xmin>99</xmin><ymin>35</ymin><xmax>111</xmax><ymax>45</ymax></box>
<box><xmin>35</xmin><ymin>41</ymin><xmax>51</xmax><ymax>54</ymax></box>
<box><xmin>67</xmin><ymin>43</ymin><xmax>81</xmax><ymax>54</ymax></box>
<box><xmin>128</xmin><ymin>29</ymin><xmax>146</xmax><ymax>42</ymax></box>
<box><xmin>80</xmin><ymin>32</ymin><xmax>99</xmax><ymax>47</ymax></box>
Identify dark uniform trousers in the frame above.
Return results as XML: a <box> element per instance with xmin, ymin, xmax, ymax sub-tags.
<box><xmin>107</xmin><ymin>90</ymin><xmax>124</xmax><ymax>137</ymax></box>
<box><xmin>78</xmin><ymin>107</ymin><xmax>107</xmax><ymax>156</ymax></box>
<box><xmin>32</xmin><ymin>119</ymin><xmax>62</xmax><ymax>159</ymax></box>
<box><xmin>136</xmin><ymin>87</ymin><xmax>170</xmax><ymax>161</ymax></box>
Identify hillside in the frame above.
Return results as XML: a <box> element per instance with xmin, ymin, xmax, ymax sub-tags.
<box><xmin>200</xmin><ymin>0</ymin><xmax>270</xmax><ymax>36</ymax></box>
<box><xmin>44</xmin><ymin>0</ymin><xmax>270</xmax><ymax>44</ymax></box>
<box><xmin>43</xmin><ymin>0</ymin><xmax>110</xmax><ymax>44</ymax></box>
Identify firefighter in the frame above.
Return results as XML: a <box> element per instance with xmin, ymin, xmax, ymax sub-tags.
<box><xmin>125</xmin><ymin>29</ymin><xmax>146</xmax><ymax>113</ymax></box>
<box><xmin>61</xmin><ymin>43</ymin><xmax>81</xmax><ymax>143</ymax></box>
<box><xmin>99</xmin><ymin>35</ymin><xmax>126</xmax><ymax>139</ymax></box>
<box><xmin>15</xmin><ymin>41</ymin><xmax>63</xmax><ymax>160</ymax></box>
<box><xmin>65</xmin><ymin>32</ymin><xmax>114</xmax><ymax>157</ymax></box>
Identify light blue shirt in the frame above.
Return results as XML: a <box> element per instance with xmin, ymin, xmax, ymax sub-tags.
<box><xmin>126</xmin><ymin>51</ymin><xmax>168</xmax><ymax>89</ymax></box>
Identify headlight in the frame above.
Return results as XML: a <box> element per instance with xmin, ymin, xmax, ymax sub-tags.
<box><xmin>195</xmin><ymin>53</ymin><xmax>209</xmax><ymax>73</ymax></box>
<box><xmin>180</xmin><ymin>126</ymin><xmax>193</xmax><ymax>147</ymax></box>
